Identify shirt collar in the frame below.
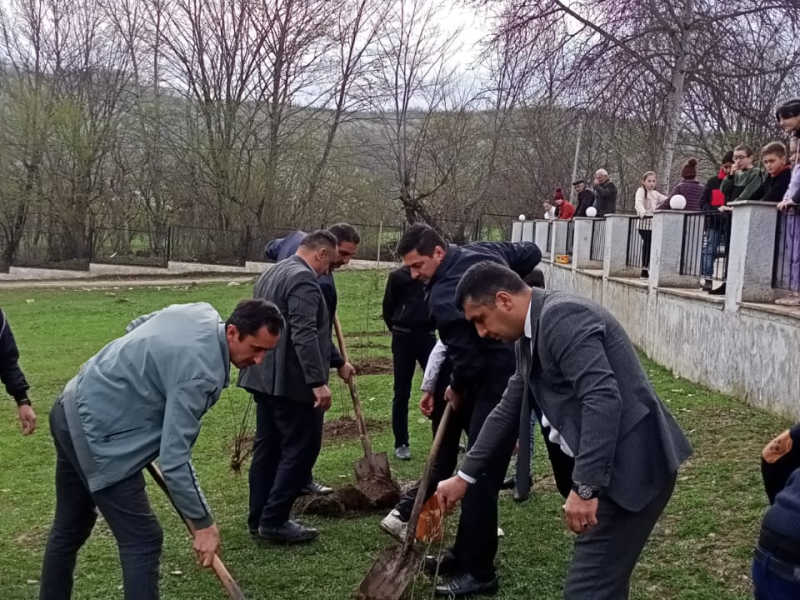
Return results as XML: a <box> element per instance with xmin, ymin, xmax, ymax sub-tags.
<box><xmin>525</xmin><ymin>296</ymin><xmax>533</xmax><ymax>339</ymax></box>
<box><xmin>217</xmin><ymin>322</ymin><xmax>231</xmax><ymax>388</ymax></box>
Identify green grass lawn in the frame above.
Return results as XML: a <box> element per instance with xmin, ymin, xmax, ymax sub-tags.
<box><xmin>0</xmin><ymin>272</ymin><xmax>787</xmax><ymax>599</ymax></box>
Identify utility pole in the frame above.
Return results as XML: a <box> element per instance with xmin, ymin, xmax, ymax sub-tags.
<box><xmin>570</xmin><ymin>117</ymin><xmax>585</xmax><ymax>203</ymax></box>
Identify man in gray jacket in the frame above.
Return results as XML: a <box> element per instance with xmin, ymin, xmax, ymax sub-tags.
<box><xmin>39</xmin><ymin>299</ymin><xmax>284</xmax><ymax>600</ymax></box>
<box><xmin>239</xmin><ymin>230</ymin><xmax>345</xmax><ymax>544</ymax></box>
<box><xmin>437</xmin><ymin>261</ymin><xmax>692</xmax><ymax>600</ymax></box>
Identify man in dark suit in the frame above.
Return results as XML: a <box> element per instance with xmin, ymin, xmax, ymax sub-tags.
<box><xmin>393</xmin><ymin>224</ymin><xmax>541</xmax><ymax>597</ymax></box>
<box><xmin>263</xmin><ymin>223</ymin><xmax>360</xmax><ymax>494</ymax></box>
<box><xmin>239</xmin><ymin>230</ymin><xmax>343</xmax><ymax>544</ymax></box>
<box><xmin>381</xmin><ymin>266</ymin><xmax>436</xmax><ymax>460</ymax></box>
<box><xmin>438</xmin><ymin>261</ymin><xmax>693</xmax><ymax>599</ymax></box>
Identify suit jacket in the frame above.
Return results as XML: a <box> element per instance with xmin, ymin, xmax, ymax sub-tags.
<box><xmin>238</xmin><ymin>255</ymin><xmax>332</xmax><ymax>404</ymax></box>
<box><xmin>460</xmin><ymin>289</ymin><xmax>693</xmax><ymax>512</ymax></box>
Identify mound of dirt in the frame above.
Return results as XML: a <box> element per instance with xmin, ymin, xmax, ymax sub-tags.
<box><xmin>293</xmin><ymin>476</ymin><xmax>401</xmax><ymax>518</ymax></box>
<box><xmin>354</xmin><ymin>357</ymin><xmax>394</xmax><ymax>375</ymax></box>
<box><xmin>323</xmin><ymin>416</ymin><xmax>387</xmax><ymax>441</ymax></box>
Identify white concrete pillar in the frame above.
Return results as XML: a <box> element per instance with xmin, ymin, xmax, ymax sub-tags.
<box><xmin>725</xmin><ymin>201</ymin><xmax>780</xmax><ymax>309</ymax></box>
<box><xmin>535</xmin><ymin>221</ymin><xmax>551</xmax><ymax>259</ymax></box>
<box><xmin>551</xmin><ymin>220</ymin><xmax>568</xmax><ymax>258</ymax></box>
<box><xmin>603</xmin><ymin>215</ymin><xmax>638</xmax><ymax>278</ymax></box>
<box><xmin>522</xmin><ymin>221</ymin><xmax>535</xmax><ymax>242</ymax></box>
<box><xmin>511</xmin><ymin>221</ymin><xmax>522</xmax><ymax>243</ymax></box>
<box><xmin>649</xmin><ymin>211</ymin><xmax>698</xmax><ymax>288</ymax></box>
<box><xmin>572</xmin><ymin>218</ymin><xmax>599</xmax><ymax>270</ymax></box>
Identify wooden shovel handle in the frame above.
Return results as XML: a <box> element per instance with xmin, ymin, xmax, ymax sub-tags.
<box><xmin>404</xmin><ymin>403</ymin><xmax>453</xmax><ymax>552</ymax></box>
<box><xmin>333</xmin><ymin>313</ymin><xmax>350</xmax><ymax>364</ymax></box>
<box><xmin>145</xmin><ymin>463</ymin><xmax>248</xmax><ymax>600</ymax></box>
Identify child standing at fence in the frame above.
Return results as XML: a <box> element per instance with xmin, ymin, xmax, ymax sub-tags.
<box><xmin>776</xmin><ymin>100</ymin><xmax>800</xmax><ymax>306</ymax></box>
<box><xmin>634</xmin><ymin>172</ymin><xmax>666</xmax><ymax>279</ymax></box>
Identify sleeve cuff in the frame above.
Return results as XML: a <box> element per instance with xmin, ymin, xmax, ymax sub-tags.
<box><xmin>457</xmin><ymin>470</ymin><xmax>477</xmax><ymax>485</ymax></box>
<box><xmin>309</xmin><ymin>381</ymin><xmax>326</xmax><ymax>389</ymax></box>
<box><xmin>13</xmin><ymin>391</ymin><xmax>30</xmax><ymax>406</ymax></box>
<box><xmin>190</xmin><ymin>514</ymin><xmax>215</xmax><ymax>530</ymax></box>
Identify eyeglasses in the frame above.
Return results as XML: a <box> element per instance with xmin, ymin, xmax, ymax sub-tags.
<box><xmin>733</xmin><ymin>155</ymin><xmax>749</xmax><ymax>161</ymax></box>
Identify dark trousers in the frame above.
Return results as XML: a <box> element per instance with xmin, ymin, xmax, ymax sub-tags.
<box><xmin>752</xmin><ymin>547</ymin><xmax>800</xmax><ymax>600</ymax></box>
<box><xmin>40</xmin><ymin>402</ymin><xmax>163</xmax><ymax>600</ymax></box>
<box><xmin>564</xmin><ymin>472</ymin><xmax>677</xmax><ymax>599</ymax></box>
<box><xmin>391</xmin><ymin>330</ymin><xmax>436</xmax><ymax>448</ymax></box>
<box><xmin>638</xmin><ymin>229</ymin><xmax>652</xmax><ymax>270</ymax></box>
<box><xmin>248</xmin><ymin>393</ymin><xmax>322</xmax><ymax>530</ymax></box>
<box><xmin>540</xmin><ymin>428</ymin><xmax>576</xmax><ymax>499</ymax></box>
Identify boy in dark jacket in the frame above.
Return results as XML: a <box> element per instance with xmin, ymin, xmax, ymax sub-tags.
<box><xmin>382</xmin><ymin>266</ymin><xmax>436</xmax><ymax>459</ymax></box>
<box><xmin>0</xmin><ymin>307</ymin><xmax>35</xmax><ymax>435</ymax></box>
<box><xmin>698</xmin><ymin>151</ymin><xmax>734</xmax><ymax>293</ymax></box>
<box><xmin>750</xmin><ymin>142</ymin><xmax>792</xmax><ymax>202</ymax></box>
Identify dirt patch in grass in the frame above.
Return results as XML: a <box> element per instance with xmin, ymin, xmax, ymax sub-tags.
<box><xmin>293</xmin><ymin>476</ymin><xmax>401</xmax><ymax>518</ymax></box>
<box><xmin>324</xmin><ymin>416</ymin><xmax>388</xmax><ymax>441</ymax></box>
<box><xmin>355</xmin><ymin>357</ymin><xmax>393</xmax><ymax>375</ymax></box>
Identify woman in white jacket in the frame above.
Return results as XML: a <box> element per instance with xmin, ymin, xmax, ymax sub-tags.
<box><xmin>634</xmin><ymin>171</ymin><xmax>667</xmax><ymax>278</ymax></box>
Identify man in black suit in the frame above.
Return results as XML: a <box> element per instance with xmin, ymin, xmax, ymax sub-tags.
<box><xmin>438</xmin><ymin>261</ymin><xmax>693</xmax><ymax>599</ymax></box>
<box><xmin>394</xmin><ymin>224</ymin><xmax>541</xmax><ymax>597</ymax></box>
<box><xmin>239</xmin><ymin>230</ymin><xmax>344</xmax><ymax>544</ymax></box>
<box><xmin>382</xmin><ymin>266</ymin><xmax>436</xmax><ymax>460</ymax></box>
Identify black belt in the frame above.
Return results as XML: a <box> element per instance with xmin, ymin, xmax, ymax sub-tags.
<box><xmin>755</xmin><ymin>545</ymin><xmax>800</xmax><ymax>583</ymax></box>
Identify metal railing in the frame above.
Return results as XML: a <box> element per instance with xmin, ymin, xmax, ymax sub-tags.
<box><xmin>680</xmin><ymin>212</ymin><xmax>730</xmax><ymax>282</ymax></box>
<box><xmin>566</xmin><ymin>220</ymin><xmax>575</xmax><ymax>256</ymax></box>
<box><xmin>91</xmin><ymin>227</ymin><xmax>170</xmax><ymax>268</ymax></box>
<box><xmin>773</xmin><ymin>209</ymin><xmax>800</xmax><ymax>291</ymax></box>
<box><xmin>546</xmin><ymin>221</ymin><xmax>553</xmax><ymax>254</ymax></box>
<box><xmin>626</xmin><ymin>217</ymin><xmax>652</xmax><ymax>272</ymax></box>
<box><xmin>590</xmin><ymin>219</ymin><xmax>606</xmax><ymax>262</ymax></box>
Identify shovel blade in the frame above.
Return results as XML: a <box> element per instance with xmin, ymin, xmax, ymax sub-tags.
<box><xmin>352</xmin><ymin>545</ymin><xmax>419</xmax><ymax>600</ymax></box>
<box><xmin>354</xmin><ymin>452</ymin><xmax>392</xmax><ymax>482</ymax></box>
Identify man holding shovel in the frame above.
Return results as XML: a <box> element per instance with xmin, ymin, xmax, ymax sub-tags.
<box><xmin>438</xmin><ymin>262</ymin><xmax>692</xmax><ymax>599</ymax></box>
<box><xmin>391</xmin><ymin>224</ymin><xmax>541</xmax><ymax>597</ymax></box>
<box><xmin>39</xmin><ymin>299</ymin><xmax>284</xmax><ymax>600</ymax></box>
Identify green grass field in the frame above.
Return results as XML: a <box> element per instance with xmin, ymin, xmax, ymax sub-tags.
<box><xmin>0</xmin><ymin>272</ymin><xmax>787</xmax><ymax>599</ymax></box>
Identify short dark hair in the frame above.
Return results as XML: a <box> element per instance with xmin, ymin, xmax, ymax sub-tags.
<box><xmin>226</xmin><ymin>298</ymin><xmax>284</xmax><ymax>337</ymax></box>
<box><xmin>721</xmin><ymin>150</ymin><xmax>734</xmax><ymax>164</ymax></box>
<box><xmin>523</xmin><ymin>268</ymin><xmax>545</xmax><ymax>289</ymax></box>
<box><xmin>396</xmin><ymin>224</ymin><xmax>446</xmax><ymax>258</ymax></box>
<box><xmin>328</xmin><ymin>223</ymin><xmax>361</xmax><ymax>245</ymax></box>
<box><xmin>300</xmin><ymin>229</ymin><xmax>338</xmax><ymax>251</ymax></box>
<box><xmin>762</xmin><ymin>141</ymin><xmax>787</xmax><ymax>159</ymax></box>
<box><xmin>572</xmin><ymin>179</ymin><xmax>585</xmax><ymax>186</ymax></box>
<box><xmin>456</xmin><ymin>261</ymin><xmax>527</xmax><ymax>311</ymax></box>
<box><xmin>735</xmin><ymin>143</ymin><xmax>754</xmax><ymax>157</ymax></box>
<box><xmin>775</xmin><ymin>98</ymin><xmax>800</xmax><ymax>122</ymax></box>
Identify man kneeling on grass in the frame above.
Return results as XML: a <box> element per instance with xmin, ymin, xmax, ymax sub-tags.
<box><xmin>39</xmin><ymin>299</ymin><xmax>283</xmax><ymax>600</ymax></box>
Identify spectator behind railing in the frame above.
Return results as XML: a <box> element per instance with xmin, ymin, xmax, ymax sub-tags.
<box><xmin>699</xmin><ymin>151</ymin><xmax>734</xmax><ymax>213</ymax></box>
<box><xmin>572</xmin><ymin>180</ymin><xmax>596</xmax><ymax>217</ymax></box>
<box><xmin>775</xmin><ymin>99</ymin><xmax>800</xmax><ymax>306</ymax></box>
<box><xmin>554</xmin><ymin>187</ymin><xmax>576</xmax><ymax>220</ymax></box>
<box><xmin>543</xmin><ymin>201</ymin><xmax>556</xmax><ymax>221</ymax></box>
<box><xmin>696</xmin><ymin>152</ymin><xmax>735</xmax><ymax>293</ymax></box>
<box><xmin>722</xmin><ymin>144</ymin><xmax>765</xmax><ymax>202</ymax></box>
<box><xmin>634</xmin><ymin>172</ymin><xmax>666</xmax><ymax>278</ymax></box>
<box><xmin>748</xmin><ymin>142</ymin><xmax>792</xmax><ymax>203</ymax></box>
<box><xmin>657</xmin><ymin>158</ymin><xmax>704</xmax><ymax>212</ymax></box>
<box><xmin>593</xmin><ymin>169</ymin><xmax>617</xmax><ymax>217</ymax></box>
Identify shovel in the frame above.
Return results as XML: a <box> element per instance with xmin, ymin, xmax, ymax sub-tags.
<box><xmin>145</xmin><ymin>463</ymin><xmax>249</xmax><ymax>600</ymax></box>
<box><xmin>353</xmin><ymin>403</ymin><xmax>454</xmax><ymax>600</ymax></box>
<box><xmin>333</xmin><ymin>314</ymin><xmax>392</xmax><ymax>482</ymax></box>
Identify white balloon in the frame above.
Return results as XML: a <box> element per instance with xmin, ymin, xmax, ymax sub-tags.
<box><xmin>670</xmin><ymin>194</ymin><xmax>687</xmax><ymax>210</ymax></box>
<box><xmin>518</xmin><ymin>214</ymin><xmax>526</xmax><ymax>221</ymax></box>
<box><xmin>586</xmin><ymin>207</ymin><xmax>598</xmax><ymax>217</ymax></box>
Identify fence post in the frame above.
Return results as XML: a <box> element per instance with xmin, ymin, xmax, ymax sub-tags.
<box><xmin>649</xmin><ymin>210</ymin><xmax>697</xmax><ymax>288</ymax></box>
<box><xmin>603</xmin><ymin>215</ymin><xmax>638</xmax><ymax>278</ymax></box>
<box><xmin>88</xmin><ymin>228</ymin><xmax>95</xmax><ymax>264</ymax></box>
<box><xmin>377</xmin><ymin>220</ymin><xmax>383</xmax><ymax>266</ymax></box>
<box><xmin>725</xmin><ymin>201</ymin><xmax>780</xmax><ymax>308</ymax></box>
<box><xmin>511</xmin><ymin>220</ymin><xmax>523</xmax><ymax>242</ymax></box>
<box><xmin>167</xmin><ymin>226</ymin><xmax>173</xmax><ymax>265</ymax></box>
<box><xmin>551</xmin><ymin>220</ymin><xmax>568</xmax><ymax>258</ymax></box>
<box><xmin>534</xmin><ymin>220</ymin><xmax>551</xmax><ymax>260</ymax></box>
<box><xmin>572</xmin><ymin>218</ymin><xmax>597</xmax><ymax>270</ymax></box>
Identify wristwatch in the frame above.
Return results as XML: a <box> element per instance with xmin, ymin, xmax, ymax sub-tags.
<box><xmin>571</xmin><ymin>481</ymin><xmax>599</xmax><ymax>500</ymax></box>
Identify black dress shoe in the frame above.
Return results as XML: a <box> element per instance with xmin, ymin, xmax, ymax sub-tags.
<box><xmin>500</xmin><ymin>476</ymin><xmax>515</xmax><ymax>490</ymax></box>
<box><xmin>434</xmin><ymin>573</ymin><xmax>499</xmax><ymax>597</ymax></box>
<box><xmin>256</xmin><ymin>520</ymin><xmax>319</xmax><ymax>544</ymax></box>
<box><xmin>301</xmin><ymin>480</ymin><xmax>334</xmax><ymax>496</ymax></box>
<box><xmin>709</xmin><ymin>282</ymin><xmax>726</xmax><ymax>295</ymax></box>
<box><xmin>423</xmin><ymin>552</ymin><xmax>460</xmax><ymax>577</ymax></box>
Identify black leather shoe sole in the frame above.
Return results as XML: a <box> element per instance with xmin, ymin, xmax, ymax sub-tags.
<box><xmin>423</xmin><ymin>554</ymin><xmax>460</xmax><ymax>577</ymax></box>
<box><xmin>255</xmin><ymin>528</ymin><xmax>319</xmax><ymax>545</ymax></box>
<box><xmin>434</xmin><ymin>576</ymin><xmax>499</xmax><ymax>597</ymax></box>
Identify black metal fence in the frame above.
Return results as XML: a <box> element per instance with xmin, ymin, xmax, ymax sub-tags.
<box><xmin>773</xmin><ymin>209</ymin><xmax>800</xmax><ymax>291</ymax></box>
<box><xmin>90</xmin><ymin>227</ymin><xmax>170</xmax><ymax>268</ymax></box>
<box><xmin>590</xmin><ymin>219</ymin><xmax>606</xmax><ymax>262</ymax></box>
<box><xmin>680</xmin><ymin>212</ymin><xmax>730</xmax><ymax>282</ymax></box>
<box><xmin>626</xmin><ymin>217</ymin><xmax>652</xmax><ymax>272</ymax></box>
<box><xmin>546</xmin><ymin>221</ymin><xmax>553</xmax><ymax>253</ymax></box>
<box><xmin>566</xmin><ymin>220</ymin><xmax>575</xmax><ymax>256</ymax></box>
<box><xmin>10</xmin><ymin>228</ymin><xmax>91</xmax><ymax>271</ymax></box>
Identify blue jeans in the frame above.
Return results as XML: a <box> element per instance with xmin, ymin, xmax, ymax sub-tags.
<box><xmin>702</xmin><ymin>227</ymin><xmax>722</xmax><ymax>278</ymax></box>
<box><xmin>752</xmin><ymin>547</ymin><xmax>800</xmax><ymax>600</ymax></box>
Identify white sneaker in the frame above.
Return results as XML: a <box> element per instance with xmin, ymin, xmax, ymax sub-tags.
<box><xmin>379</xmin><ymin>509</ymin><xmax>408</xmax><ymax>541</ymax></box>
<box><xmin>497</xmin><ymin>527</ymin><xmax>504</xmax><ymax>538</ymax></box>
